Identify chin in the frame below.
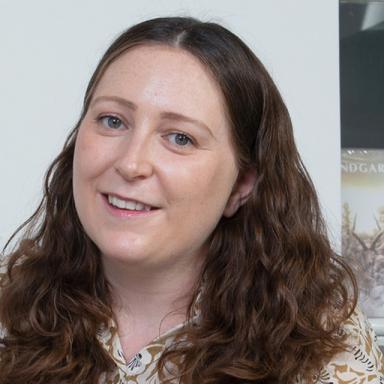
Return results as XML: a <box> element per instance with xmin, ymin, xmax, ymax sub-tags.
<box><xmin>100</xmin><ymin>246</ymin><xmax>154</xmax><ymax>266</ymax></box>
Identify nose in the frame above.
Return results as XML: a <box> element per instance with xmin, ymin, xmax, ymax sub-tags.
<box><xmin>114</xmin><ymin>133</ymin><xmax>154</xmax><ymax>181</ymax></box>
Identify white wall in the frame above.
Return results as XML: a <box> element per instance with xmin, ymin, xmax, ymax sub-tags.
<box><xmin>0</xmin><ymin>0</ymin><xmax>341</xmax><ymax>250</ymax></box>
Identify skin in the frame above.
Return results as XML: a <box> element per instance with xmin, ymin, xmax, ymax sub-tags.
<box><xmin>72</xmin><ymin>44</ymin><xmax>255</xmax><ymax>359</ymax></box>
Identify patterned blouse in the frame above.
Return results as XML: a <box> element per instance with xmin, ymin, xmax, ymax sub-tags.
<box><xmin>0</xmin><ymin>262</ymin><xmax>383</xmax><ymax>383</ymax></box>
<box><xmin>96</xmin><ymin>306</ymin><xmax>384</xmax><ymax>383</ymax></box>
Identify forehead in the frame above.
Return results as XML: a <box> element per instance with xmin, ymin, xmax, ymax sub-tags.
<box><xmin>91</xmin><ymin>44</ymin><xmax>230</xmax><ymax>133</ymax></box>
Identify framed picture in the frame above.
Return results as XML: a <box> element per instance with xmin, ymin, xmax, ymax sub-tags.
<box><xmin>341</xmin><ymin>149</ymin><xmax>384</xmax><ymax>345</ymax></box>
<box><xmin>340</xmin><ymin>1</ymin><xmax>384</xmax><ymax>345</ymax></box>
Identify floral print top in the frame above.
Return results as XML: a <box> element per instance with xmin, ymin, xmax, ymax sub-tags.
<box><xmin>96</xmin><ymin>319</ymin><xmax>185</xmax><ymax>384</ymax></box>
<box><xmin>95</xmin><ymin>307</ymin><xmax>384</xmax><ymax>383</ymax></box>
<box><xmin>0</xmin><ymin>262</ymin><xmax>383</xmax><ymax>383</ymax></box>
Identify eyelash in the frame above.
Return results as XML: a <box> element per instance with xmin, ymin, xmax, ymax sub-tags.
<box><xmin>96</xmin><ymin>115</ymin><xmax>195</xmax><ymax>148</ymax></box>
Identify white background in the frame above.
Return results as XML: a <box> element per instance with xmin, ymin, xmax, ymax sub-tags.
<box><xmin>0</xmin><ymin>0</ymin><xmax>341</xmax><ymax>250</ymax></box>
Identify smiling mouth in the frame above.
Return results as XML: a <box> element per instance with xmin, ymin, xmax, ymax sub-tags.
<box><xmin>102</xmin><ymin>194</ymin><xmax>159</xmax><ymax>212</ymax></box>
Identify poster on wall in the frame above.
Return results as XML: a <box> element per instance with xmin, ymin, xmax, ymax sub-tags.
<box><xmin>341</xmin><ymin>149</ymin><xmax>384</xmax><ymax>318</ymax></box>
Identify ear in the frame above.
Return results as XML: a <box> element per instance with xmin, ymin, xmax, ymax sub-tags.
<box><xmin>223</xmin><ymin>167</ymin><xmax>257</xmax><ymax>218</ymax></box>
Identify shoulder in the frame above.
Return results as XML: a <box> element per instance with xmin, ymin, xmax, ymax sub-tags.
<box><xmin>317</xmin><ymin>307</ymin><xmax>384</xmax><ymax>383</ymax></box>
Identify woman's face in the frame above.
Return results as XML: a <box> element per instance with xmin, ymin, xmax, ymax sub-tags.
<box><xmin>73</xmin><ymin>44</ymin><xmax>241</xmax><ymax>270</ymax></box>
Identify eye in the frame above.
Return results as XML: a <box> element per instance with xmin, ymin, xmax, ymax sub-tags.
<box><xmin>167</xmin><ymin>133</ymin><xmax>194</xmax><ymax>147</ymax></box>
<box><xmin>98</xmin><ymin>115</ymin><xmax>124</xmax><ymax>129</ymax></box>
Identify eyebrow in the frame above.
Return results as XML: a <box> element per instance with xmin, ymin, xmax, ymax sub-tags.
<box><xmin>90</xmin><ymin>95</ymin><xmax>215</xmax><ymax>139</ymax></box>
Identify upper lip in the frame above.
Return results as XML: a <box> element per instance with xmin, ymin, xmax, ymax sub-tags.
<box><xmin>103</xmin><ymin>192</ymin><xmax>160</xmax><ymax>209</ymax></box>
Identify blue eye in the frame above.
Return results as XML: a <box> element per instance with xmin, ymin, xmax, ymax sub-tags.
<box><xmin>99</xmin><ymin>115</ymin><xmax>123</xmax><ymax>129</ymax></box>
<box><xmin>168</xmin><ymin>133</ymin><xmax>193</xmax><ymax>147</ymax></box>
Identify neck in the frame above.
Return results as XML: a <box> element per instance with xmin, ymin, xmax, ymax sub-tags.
<box><xmin>102</xmin><ymin>256</ymin><xmax>203</xmax><ymax>336</ymax></box>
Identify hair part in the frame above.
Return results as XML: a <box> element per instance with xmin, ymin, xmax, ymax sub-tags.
<box><xmin>0</xmin><ymin>16</ymin><xmax>357</xmax><ymax>384</ymax></box>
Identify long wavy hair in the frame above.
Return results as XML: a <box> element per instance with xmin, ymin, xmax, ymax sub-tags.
<box><xmin>0</xmin><ymin>17</ymin><xmax>356</xmax><ymax>383</ymax></box>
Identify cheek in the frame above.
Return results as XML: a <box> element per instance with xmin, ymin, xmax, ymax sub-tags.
<box><xmin>163</xmin><ymin>154</ymin><xmax>238</xmax><ymax>215</ymax></box>
<box><xmin>73</xmin><ymin>132</ymin><xmax>104</xmax><ymax>213</ymax></box>
<box><xmin>202</xmin><ymin>165</ymin><xmax>237</xmax><ymax>213</ymax></box>
<box><xmin>73</xmin><ymin>133</ymin><xmax>90</xmax><ymax>210</ymax></box>
<box><xmin>73</xmin><ymin>129</ymin><xmax>110</xmax><ymax>183</ymax></box>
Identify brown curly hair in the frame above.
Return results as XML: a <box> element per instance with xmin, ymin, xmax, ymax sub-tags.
<box><xmin>0</xmin><ymin>16</ymin><xmax>357</xmax><ymax>383</ymax></box>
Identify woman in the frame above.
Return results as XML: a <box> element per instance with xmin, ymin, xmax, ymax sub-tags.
<box><xmin>0</xmin><ymin>16</ymin><xmax>382</xmax><ymax>384</ymax></box>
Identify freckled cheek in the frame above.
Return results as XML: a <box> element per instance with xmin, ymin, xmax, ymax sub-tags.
<box><xmin>161</xmin><ymin>158</ymin><xmax>235</xmax><ymax>212</ymax></box>
<box><xmin>160</xmin><ymin>159</ymin><xmax>210</xmax><ymax>190</ymax></box>
<box><xmin>203</xmin><ymin>163</ymin><xmax>238</xmax><ymax>207</ymax></box>
<box><xmin>74</xmin><ymin>133</ymin><xmax>114</xmax><ymax>179</ymax></box>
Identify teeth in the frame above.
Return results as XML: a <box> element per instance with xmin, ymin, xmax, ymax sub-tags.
<box><xmin>107</xmin><ymin>195</ymin><xmax>152</xmax><ymax>211</ymax></box>
<box><xmin>135</xmin><ymin>202</ymin><xmax>144</xmax><ymax>211</ymax></box>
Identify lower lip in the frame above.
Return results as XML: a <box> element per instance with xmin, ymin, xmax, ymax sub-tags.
<box><xmin>101</xmin><ymin>194</ymin><xmax>160</xmax><ymax>218</ymax></box>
